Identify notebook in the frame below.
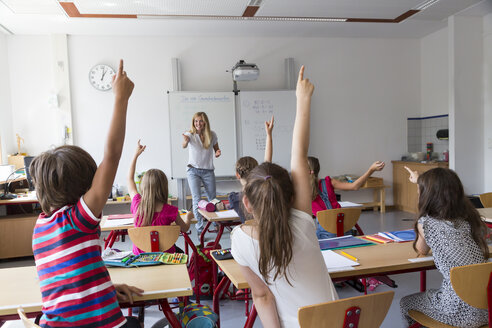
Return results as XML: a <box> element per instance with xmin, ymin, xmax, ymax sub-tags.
<box><xmin>384</xmin><ymin>229</ymin><xmax>416</xmax><ymax>242</ymax></box>
<box><xmin>318</xmin><ymin>235</ymin><xmax>374</xmax><ymax>250</ymax></box>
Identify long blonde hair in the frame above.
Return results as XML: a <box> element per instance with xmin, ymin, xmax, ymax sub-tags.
<box><xmin>189</xmin><ymin>112</ymin><xmax>212</xmax><ymax>149</ymax></box>
<box><xmin>136</xmin><ymin>169</ymin><xmax>169</xmax><ymax>227</ymax></box>
<box><xmin>243</xmin><ymin>162</ymin><xmax>294</xmax><ymax>285</ymax></box>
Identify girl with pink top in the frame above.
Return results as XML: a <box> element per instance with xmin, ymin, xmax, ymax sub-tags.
<box><xmin>127</xmin><ymin>140</ymin><xmax>192</xmax><ymax>254</ymax></box>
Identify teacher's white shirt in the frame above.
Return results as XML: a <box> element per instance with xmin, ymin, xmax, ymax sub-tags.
<box><xmin>184</xmin><ymin>131</ymin><xmax>218</xmax><ymax>170</ymax></box>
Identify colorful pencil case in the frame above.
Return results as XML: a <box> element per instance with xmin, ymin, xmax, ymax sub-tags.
<box><xmin>211</xmin><ymin>249</ymin><xmax>233</xmax><ymax>261</ymax></box>
<box><xmin>104</xmin><ymin>252</ymin><xmax>188</xmax><ymax>267</ymax></box>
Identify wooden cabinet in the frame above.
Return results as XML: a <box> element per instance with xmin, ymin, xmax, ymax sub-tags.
<box><xmin>0</xmin><ymin>214</ymin><xmax>37</xmax><ymax>259</ymax></box>
<box><xmin>392</xmin><ymin>161</ymin><xmax>448</xmax><ymax>214</ymax></box>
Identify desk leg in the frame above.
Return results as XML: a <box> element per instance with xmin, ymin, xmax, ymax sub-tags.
<box><xmin>212</xmin><ymin>224</ymin><xmax>225</xmax><ymax>249</ymax></box>
<box><xmin>373</xmin><ymin>188</ymin><xmax>378</xmax><ymax>212</ymax></box>
<box><xmin>380</xmin><ymin>188</ymin><xmax>386</xmax><ymax>213</ymax></box>
<box><xmin>159</xmin><ymin>299</ymin><xmax>181</xmax><ymax>328</ymax></box>
<box><xmin>200</xmin><ymin>221</ymin><xmax>212</xmax><ymax>246</ymax></box>
<box><xmin>420</xmin><ymin>271</ymin><xmax>426</xmax><ymax>292</ymax></box>
<box><xmin>105</xmin><ymin>231</ymin><xmax>116</xmax><ymax>249</ymax></box>
<box><xmin>213</xmin><ymin>275</ymin><xmax>230</xmax><ymax>328</ymax></box>
<box><xmin>244</xmin><ymin>304</ymin><xmax>257</xmax><ymax>328</ymax></box>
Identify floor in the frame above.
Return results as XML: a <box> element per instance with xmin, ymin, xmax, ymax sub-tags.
<box><xmin>0</xmin><ymin>209</ymin><xmax>443</xmax><ymax>328</ymax></box>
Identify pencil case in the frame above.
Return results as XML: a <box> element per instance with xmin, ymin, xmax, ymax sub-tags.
<box><xmin>211</xmin><ymin>249</ymin><xmax>233</xmax><ymax>261</ymax></box>
<box><xmin>104</xmin><ymin>252</ymin><xmax>188</xmax><ymax>267</ymax></box>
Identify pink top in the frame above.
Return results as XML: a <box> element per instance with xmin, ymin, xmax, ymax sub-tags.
<box><xmin>131</xmin><ymin>194</ymin><xmax>178</xmax><ymax>254</ymax></box>
<box><xmin>311</xmin><ymin>176</ymin><xmax>341</xmax><ymax>217</ymax></box>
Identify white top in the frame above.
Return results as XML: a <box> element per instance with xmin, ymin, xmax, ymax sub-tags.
<box><xmin>231</xmin><ymin>208</ymin><xmax>338</xmax><ymax>328</ymax></box>
<box><xmin>184</xmin><ymin>131</ymin><xmax>218</xmax><ymax>170</ymax></box>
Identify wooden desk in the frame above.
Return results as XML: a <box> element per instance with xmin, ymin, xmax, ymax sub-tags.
<box><xmin>0</xmin><ymin>264</ymin><xmax>192</xmax><ymax>327</ymax></box>
<box><xmin>197</xmin><ymin>209</ymin><xmax>240</xmax><ymax>248</ymax></box>
<box><xmin>211</xmin><ymin>242</ymin><xmax>436</xmax><ymax>328</ymax></box>
<box><xmin>358</xmin><ymin>185</ymin><xmax>390</xmax><ymax>213</ymax></box>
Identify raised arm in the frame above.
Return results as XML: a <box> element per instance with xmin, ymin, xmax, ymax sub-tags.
<box><xmin>175</xmin><ymin>211</ymin><xmax>192</xmax><ymax>233</ymax></box>
<box><xmin>83</xmin><ymin>60</ymin><xmax>134</xmax><ymax>216</ymax></box>
<box><xmin>291</xmin><ymin>66</ymin><xmax>314</xmax><ymax>214</ymax></box>
<box><xmin>127</xmin><ymin>140</ymin><xmax>146</xmax><ymax>199</ymax></box>
<box><xmin>264</xmin><ymin>116</ymin><xmax>274</xmax><ymax>162</ymax></box>
<box><xmin>332</xmin><ymin>161</ymin><xmax>385</xmax><ymax>191</ymax></box>
<box><xmin>182</xmin><ymin>133</ymin><xmax>190</xmax><ymax>148</ymax></box>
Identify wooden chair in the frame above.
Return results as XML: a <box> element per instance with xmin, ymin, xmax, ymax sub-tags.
<box><xmin>480</xmin><ymin>192</ymin><xmax>492</xmax><ymax>208</ymax></box>
<box><xmin>298</xmin><ymin>290</ymin><xmax>394</xmax><ymax>328</ymax></box>
<box><xmin>17</xmin><ymin>307</ymin><xmax>41</xmax><ymax>328</ymax></box>
<box><xmin>317</xmin><ymin>208</ymin><xmax>364</xmax><ymax>237</ymax></box>
<box><xmin>408</xmin><ymin>262</ymin><xmax>492</xmax><ymax>328</ymax></box>
<box><xmin>128</xmin><ymin>225</ymin><xmax>181</xmax><ymax>253</ymax></box>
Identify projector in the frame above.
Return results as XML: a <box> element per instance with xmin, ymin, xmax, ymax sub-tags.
<box><xmin>232</xmin><ymin>60</ymin><xmax>259</xmax><ymax>81</ymax></box>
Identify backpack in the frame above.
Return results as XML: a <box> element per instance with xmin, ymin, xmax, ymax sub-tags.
<box><xmin>179</xmin><ymin>303</ymin><xmax>218</xmax><ymax>328</ymax></box>
<box><xmin>188</xmin><ymin>241</ymin><xmax>220</xmax><ymax>296</ymax></box>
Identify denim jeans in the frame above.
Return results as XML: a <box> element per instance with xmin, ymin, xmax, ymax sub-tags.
<box><xmin>315</xmin><ymin>217</ymin><xmax>354</xmax><ymax>239</ymax></box>
<box><xmin>186</xmin><ymin>167</ymin><xmax>216</xmax><ymax>233</ymax></box>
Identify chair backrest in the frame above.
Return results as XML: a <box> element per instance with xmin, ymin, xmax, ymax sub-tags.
<box><xmin>317</xmin><ymin>208</ymin><xmax>362</xmax><ymax>235</ymax></box>
<box><xmin>17</xmin><ymin>307</ymin><xmax>41</xmax><ymax>328</ymax></box>
<box><xmin>298</xmin><ymin>291</ymin><xmax>394</xmax><ymax>328</ymax></box>
<box><xmin>450</xmin><ymin>262</ymin><xmax>492</xmax><ymax>309</ymax></box>
<box><xmin>479</xmin><ymin>192</ymin><xmax>492</xmax><ymax>208</ymax></box>
<box><xmin>128</xmin><ymin>225</ymin><xmax>180</xmax><ymax>252</ymax></box>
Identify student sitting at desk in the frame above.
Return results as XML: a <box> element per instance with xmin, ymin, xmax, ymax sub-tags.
<box><xmin>231</xmin><ymin>66</ymin><xmax>338</xmax><ymax>328</ymax></box>
<box><xmin>400</xmin><ymin>167</ymin><xmax>489</xmax><ymax>328</ymax></box>
<box><xmin>127</xmin><ymin>139</ymin><xmax>192</xmax><ymax>254</ymax></box>
<box><xmin>228</xmin><ymin>116</ymin><xmax>274</xmax><ymax>223</ymax></box>
<box><xmin>307</xmin><ymin>156</ymin><xmax>384</xmax><ymax>239</ymax></box>
<box><xmin>31</xmin><ymin>60</ymin><xmax>142</xmax><ymax>328</ymax></box>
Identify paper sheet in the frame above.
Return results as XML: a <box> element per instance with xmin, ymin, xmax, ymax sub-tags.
<box><xmin>408</xmin><ymin>256</ymin><xmax>434</xmax><ymax>262</ymax></box>
<box><xmin>338</xmin><ymin>201</ymin><xmax>363</xmax><ymax>208</ymax></box>
<box><xmin>101</xmin><ymin>218</ymin><xmax>134</xmax><ymax>228</ymax></box>
<box><xmin>322</xmin><ymin>250</ymin><xmax>360</xmax><ymax>270</ymax></box>
<box><xmin>215</xmin><ymin>209</ymin><xmax>239</xmax><ymax>218</ymax></box>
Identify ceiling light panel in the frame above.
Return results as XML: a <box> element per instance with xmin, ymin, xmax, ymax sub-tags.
<box><xmin>73</xmin><ymin>0</ymin><xmax>247</xmax><ymax>16</ymax></box>
<box><xmin>258</xmin><ymin>0</ymin><xmax>422</xmax><ymax>19</ymax></box>
<box><xmin>1</xmin><ymin>0</ymin><xmax>63</xmax><ymax>14</ymax></box>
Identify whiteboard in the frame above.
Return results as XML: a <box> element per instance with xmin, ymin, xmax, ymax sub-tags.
<box><xmin>238</xmin><ymin>90</ymin><xmax>296</xmax><ymax>171</ymax></box>
<box><xmin>168</xmin><ymin>92</ymin><xmax>237</xmax><ymax>179</ymax></box>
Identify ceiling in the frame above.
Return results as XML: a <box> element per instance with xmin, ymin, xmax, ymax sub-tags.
<box><xmin>0</xmin><ymin>0</ymin><xmax>491</xmax><ymax>38</ymax></box>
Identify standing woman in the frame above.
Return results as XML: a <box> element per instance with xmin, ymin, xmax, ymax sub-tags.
<box><xmin>182</xmin><ymin>112</ymin><xmax>221</xmax><ymax>235</ymax></box>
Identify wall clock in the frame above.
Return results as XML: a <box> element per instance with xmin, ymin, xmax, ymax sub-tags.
<box><xmin>89</xmin><ymin>64</ymin><xmax>115</xmax><ymax>91</ymax></box>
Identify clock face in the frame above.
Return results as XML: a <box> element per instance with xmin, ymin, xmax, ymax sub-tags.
<box><xmin>89</xmin><ymin>64</ymin><xmax>116</xmax><ymax>91</ymax></box>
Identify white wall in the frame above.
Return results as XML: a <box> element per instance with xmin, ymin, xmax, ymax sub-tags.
<box><xmin>483</xmin><ymin>12</ymin><xmax>492</xmax><ymax>192</ymax></box>
<box><xmin>6</xmin><ymin>35</ymin><xmax>421</xmax><ymax>203</ymax></box>
<box><xmin>448</xmin><ymin>16</ymin><xmax>484</xmax><ymax>195</ymax></box>
<box><xmin>7</xmin><ymin>36</ymin><xmax>60</xmax><ymax>155</ymax></box>
<box><xmin>421</xmin><ymin>28</ymin><xmax>449</xmax><ymax>117</ymax></box>
<box><xmin>0</xmin><ymin>34</ymin><xmax>13</xmax><ymax>164</ymax></box>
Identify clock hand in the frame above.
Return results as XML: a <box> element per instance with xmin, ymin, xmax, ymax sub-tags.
<box><xmin>101</xmin><ymin>68</ymin><xmax>107</xmax><ymax>81</ymax></box>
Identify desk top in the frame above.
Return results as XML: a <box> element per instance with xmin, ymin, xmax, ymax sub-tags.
<box><xmin>100</xmin><ymin>214</ymin><xmax>198</xmax><ymax>232</ymax></box>
<box><xmin>0</xmin><ymin>264</ymin><xmax>192</xmax><ymax>316</ymax></box>
<box><xmin>212</xmin><ymin>242</ymin><xmax>435</xmax><ymax>290</ymax></box>
<box><xmin>198</xmin><ymin>209</ymin><xmax>240</xmax><ymax>222</ymax></box>
<box><xmin>478</xmin><ymin>208</ymin><xmax>492</xmax><ymax>219</ymax></box>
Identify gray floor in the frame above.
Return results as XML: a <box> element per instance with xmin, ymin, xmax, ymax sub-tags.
<box><xmin>0</xmin><ymin>209</ymin><xmax>442</xmax><ymax>328</ymax></box>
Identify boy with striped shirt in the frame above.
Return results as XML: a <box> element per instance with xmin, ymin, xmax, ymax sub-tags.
<box><xmin>31</xmin><ymin>60</ymin><xmax>141</xmax><ymax>327</ymax></box>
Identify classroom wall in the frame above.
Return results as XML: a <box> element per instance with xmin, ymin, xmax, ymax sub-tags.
<box><xmin>420</xmin><ymin>28</ymin><xmax>448</xmax><ymax>117</ymax></box>
<box><xmin>483</xmin><ymin>12</ymin><xmax>492</xmax><ymax>192</ymax></box>
<box><xmin>0</xmin><ymin>33</ymin><xmax>13</xmax><ymax>164</ymax></box>
<box><xmin>6</xmin><ymin>36</ymin><xmax>59</xmax><ymax>156</ymax></box>
<box><xmin>6</xmin><ymin>35</ymin><xmax>421</xmax><ymax>204</ymax></box>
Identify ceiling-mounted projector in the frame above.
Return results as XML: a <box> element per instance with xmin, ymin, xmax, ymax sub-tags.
<box><xmin>231</xmin><ymin>60</ymin><xmax>259</xmax><ymax>81</ymax></box>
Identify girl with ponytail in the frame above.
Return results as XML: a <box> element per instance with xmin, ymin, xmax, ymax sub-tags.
<box><xmin>127</xmin><ymin>140</ymin><xmax>192</xmax><ymax>255</ymax></box>
<box><xmin>230</xmin><ymin>67</ymin><xmax>338</xmax><ymax>328</ymax></box>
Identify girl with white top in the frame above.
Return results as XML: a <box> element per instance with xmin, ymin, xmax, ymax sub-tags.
<box><xmin>230</xmin><ymin>66</ymin><xmax>338</xmax><ymax>328</ymax></box>
<box><xmin>182</xmin><ymin>112</ymin><xmax>221</xmax><ymax>235</ymax></box>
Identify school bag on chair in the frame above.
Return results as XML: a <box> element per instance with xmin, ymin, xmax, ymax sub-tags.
<box><xmin>179</xmin><ymin>303</ymin><xmax>218</xmax><ymax>328</ymax></box>
<box><xmin>188</xmin><ymin>241</ymin><xmax>221</xmax><ymax>297</ymax></box>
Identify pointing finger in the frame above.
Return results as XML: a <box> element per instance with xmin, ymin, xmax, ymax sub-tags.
<box><xmin>118</xmin><ymin>59</ymin><xmax>124</xmax><ymax>76</ymax></box>
<box><xmin>298</xmin><ymin>65</ymin><xmax>305</xmax><ymax>82</ymax></box>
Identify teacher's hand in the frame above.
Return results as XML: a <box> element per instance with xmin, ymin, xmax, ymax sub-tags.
<box><xmin>182</xmin><ymin>133</ymin><xmax>190</xmax><ymax>143</ymax></box>
<box><xmin>215</xmin><ymin>149</ymin><xmax>221</xmax><ymax>158</ymax></box>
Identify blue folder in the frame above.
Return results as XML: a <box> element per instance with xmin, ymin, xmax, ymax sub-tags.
<box><xmin>386</xmin><ymin>229</ymin><xmax>416</xmax><ymax>242</ymax></box>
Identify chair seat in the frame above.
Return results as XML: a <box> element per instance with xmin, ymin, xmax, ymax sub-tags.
<box><xmin>408</xmin><ymin>310</ymin><xmax>488</xmax><ymax>328</ymax></box>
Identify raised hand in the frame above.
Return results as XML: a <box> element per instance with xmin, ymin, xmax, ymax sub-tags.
<box><xmin>296</xmin><ymin>66</ymin><xmax>314</xmax><ymax>100</ymax></box>
<box><xmin>182</xmin><ymin>133</ymin><xmax>190</xmax><ymax>143</ymax></box>
<box><xmin>215</xmin><ymin>149</ymin><xmax>221</xmax><ymax>158</ymax></box>
<box><xmin>265</xmin><ymin>116</ymin><xmax>274</xmax><ymax>136</ymax></box>
<box><xmin>370</xmin><ymin>161</ymin><xmax>385</xmax><ymax>172</ymax></box>
<box><xmin>112</xmin><ymin>59</ymin><xmax>134</xmax><ymax>102</ymax></box>
<box><xmin>134</xmin><ymin>139</ymin><xmax>146</xmax><ymax>157</ymax></box>
<box><xmin>404</xmin><ymin>166</ymin><xmax>419</xmax><ymax>184</ymax></box>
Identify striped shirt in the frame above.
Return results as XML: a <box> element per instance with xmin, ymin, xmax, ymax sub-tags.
<box><xmin>32</xmin><ymin>197</ymin><xmax>126</xmax><ymax>328</ymax></box>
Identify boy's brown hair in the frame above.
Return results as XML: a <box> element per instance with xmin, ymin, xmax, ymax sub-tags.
<box><xmin>235</xmin><ymin>156</ymin><xmax>259</xmax><ymax>179</ymax></box>
<box><xmin>30</xmin><ymin>145</ymin><xmax>97</xmax><ymax>215</ymax></box>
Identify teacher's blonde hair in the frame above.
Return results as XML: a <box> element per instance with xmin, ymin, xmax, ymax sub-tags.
<box><xmin>189</xmin><ymin>112</ymin><xmax>212</xmax><ymax>149</ymax></box>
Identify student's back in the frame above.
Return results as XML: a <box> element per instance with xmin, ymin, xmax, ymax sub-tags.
<box><xmin>231</xmin><ymin>206</ymin><xmax>337</xmax><ymax>327</ymax></box>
